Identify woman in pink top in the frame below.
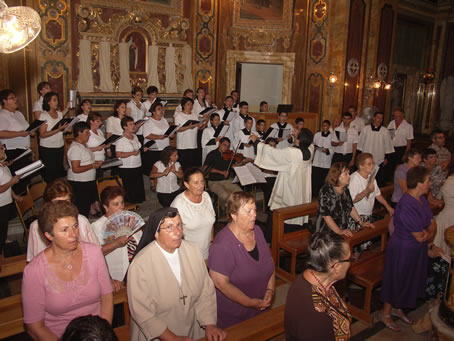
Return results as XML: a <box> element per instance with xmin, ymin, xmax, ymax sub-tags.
<box><xmin>22</xmin><ymin>200</ymin><xmax>113</xmax><ymax>340</ymax></box>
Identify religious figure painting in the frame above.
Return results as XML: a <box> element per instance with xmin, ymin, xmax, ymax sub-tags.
<box><xmin>233</xmin><ymin>0</ymin><xmax>293</xmax><ymax>30</ymax></box>
<box><xmin>239</xmin><ymin>0</ymin><xmax>284</xmax><ymax>21</ymax></box>
<box><xmin>125</xmin><ymin>32</ymin><xmax>147</xmax><ymax>73</ymax></box>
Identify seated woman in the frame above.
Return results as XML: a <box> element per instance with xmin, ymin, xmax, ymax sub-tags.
<box><xmin>171</xmin><ymin>168</ymin><xmax>214</xmax><ymax>259</ymax></box>
<box><xmin>315</xmin><ymin>162</ymin><xmax>374</xmax><ymax>237</ymax></box>
<box><xmin>92</xmin><ymin>186</ymin><xmax>143</xmax><ymax>290</ymax></box>
<box><xmin>285</xmin><ymin>232</ymin><xmax>353</xmax><ymax>340</ymax></box>
<box><xmin>381</xmin><ymin>166</ymin><xmax>442</xmax><ymax>332</ymax></box>
<box><xmin>27</xmin><ymin>179</ymin><xmax>99</xmax><ymax>262</ymax></box>
<box><xmin>391</xmin><ymin>148</ymin><xmax>421</xmax><ymax>206</ymax></box>
<box><xmin>67</xmin><ymin>122</ymin><xmax>103</xmax><ymax>217</ymax></box>
<box><xmin>127</xmin><ymin>207</ymin><xmax>225</xmax><ymax>341</ymax></box>
<box><xmin>22</xmin><ymin>200</ymin><xmax>113</xmax><ymax>340</ymax></box>
<box><xmin>349</xmin><ymin>152</ymin><xmax>394</xmax><ymax>222</ymax></box>
<box><xmin>150</xmin><ymin>146</ymin><xmax>183</xmax><ymax>208</ymax></box>
<box><xmin>208</xmin><ymin>191</ymin><xmax>275</xmax><ymax>328</ymax></box>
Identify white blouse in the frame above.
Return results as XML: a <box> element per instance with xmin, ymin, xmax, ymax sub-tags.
<box><xmin>174</xmin><ymin>112</ymin><xmax>199</xmax><ymax>149</ymax></box>
<box><xmin>105</xmin><ymin>116</ymin><xmax>124</xmax><ymax>136</ymax></box>
<box><xmin>67</xmin><ymin>141</ymin><xmax>96</xmax><ymax>182</ymax></box>
<box><xmin>116</xmin><ymin>135</ymin><xmax>142</xmax><ymax>168</ymax></box>
<box><xmin>0</xmin><ymin>165</ymin><xmax>13</xmax><ymax>207</ymax></box>
<box><xmin>86</xmin><ymin>129</ymin><xmax>106</xmax><ymax>161</ymax></box>
<box><xmin>39</xmin><ymin>111</ymin><xmax>64</xmax><ymax>148</ymax></box>
<box><xmin>127</xmin><ymin>100</ymin><xmax>145</xmax><ymax>135</ymax></box>
<box><xmin>92</xmin><ymin>215</ymin><xmax>143</xmax><ymax>281</ymax></box>
<box><xmin>170</xmin><ymin>191</ymin><xmax>215</xmax><ymax>259</ymax></box>
<box><xmin>387</xmin><ymin>119</ymin><xmax>414</xmax><ymax>147</ymax></box>
<box><xmin>154</xmin><ymin>161</ymin><xmax>181</xmax><ymax>193</ymax></box>
<box><xmin>143</xmin><ymin>117</ymin><xmax>170</xmax><ymax>151</ymax></box>
<box><xmin>0</xmin><ymin>109</ymin><xmax>30</xmax><ymax>150</ymax></box>
<box><xmin>76</xmin><ymin>113</ymin><xmax>88</xmax><ymax>122</ymax></box>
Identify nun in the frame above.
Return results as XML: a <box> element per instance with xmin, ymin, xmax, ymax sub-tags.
<box><xmin>127</xmin><ymin>207</ymin><xmax>226</xmax><ymax>341</ymax></box>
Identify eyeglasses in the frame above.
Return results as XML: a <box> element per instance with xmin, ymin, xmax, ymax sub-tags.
<box><xmin>331</xmin><ymin>256</ymin><xmax>356</xmax><ymax>268</ymax></box>
<box><xmin>159</xmin><ymin>224</ymin><xmax>183</xmax><ymax>233</ymax></box>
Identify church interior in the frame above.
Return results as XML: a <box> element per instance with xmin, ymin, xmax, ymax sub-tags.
<box><xmin>1</xmin><ymin>0</ymin><xmax>454</xmax><ymax>340</ymax></box>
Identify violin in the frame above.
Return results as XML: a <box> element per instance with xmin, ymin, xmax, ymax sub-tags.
<box><xmin>222</xmin><ymin>150</ymin><xmax>245</xmax><ymax>163</ymax></box>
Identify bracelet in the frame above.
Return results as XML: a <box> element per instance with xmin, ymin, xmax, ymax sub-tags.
<box><xmin>429</xmin><ymin>244</ymin><xmax>435</xmax><ymax>250</ymax></box>
<box><xmin>266</xmin><ymin>288</ymin><xmax>274</xmax><ymax>293</ymax></box>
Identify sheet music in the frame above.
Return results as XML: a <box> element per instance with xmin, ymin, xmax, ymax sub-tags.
<box><xmin>100</xmin><ymin>158</ymin><xmax>123</xmax><ymax>169</ymax></box>
<box><xmin>246</xmin><ymin>163</ymin><xmax>267</xmax><ymax>183</ymax></box>
<box><xmin>279</xmin><ymin>128</ymin><xmax>292</xmax><ymax>140</ymax></box>
<box><xmin>389</xmin><ymin>129</ymin><xmax>395</xmax><ymax>139</ymax></box>
<box><xmin>12</xmin><ymin>149</ymin><xmax>32</xmax><ymax>162</ymax></box>
<box><xmin>233</xmin><ymin>163</ymin><xmax>267</xmax><ymax>186</ymax></box>
<box><xmin>64</xmin><ymin>117</ymin><xmax>80</xmax><ymax>132</ymax></box>
<box><xmin>338</xmin><ymin>131</ymin><xmax>347</xmax><ymax>142</ymax></box>
<box><xmin>15</xmin><ymin>160</ymin><xmax>44</xmax><ymax>178</ymax></box>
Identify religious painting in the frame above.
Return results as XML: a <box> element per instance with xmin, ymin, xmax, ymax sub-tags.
<box><xmin>124</xmin><ymin>31</ymin><xmax>147</xmax><ymax>73</ymax></box>
<box><xmin>83</xmin><ymin>0</ymin><xmax>183</xmax><ymax>16</ymax></box>
<box><xmin>233</xmin><ymin>0</ymin><xmax>293</xmax><ymax>30</ymax></box>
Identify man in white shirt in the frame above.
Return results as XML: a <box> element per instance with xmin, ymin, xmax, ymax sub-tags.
<box><xmin>331</xmin><ymin>112</ymin><xmax>358</xmax><ymax>168</ymax></box>
<box><xmin>358</xmin><ymin>111</ymin><xmax>394</xmax><ymax>186</ymax></box>
<box><xmin>348</xmin><ymin>105</ymin><xmax>365</xmax><ymax>134</ymax></box>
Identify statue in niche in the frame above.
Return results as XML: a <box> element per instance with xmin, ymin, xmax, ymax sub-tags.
<box><xmin>126</xmin><ymin>32</ymin><xmax>146</xmax><ymax>73</ymax></box>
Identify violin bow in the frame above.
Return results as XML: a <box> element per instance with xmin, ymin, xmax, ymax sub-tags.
<box><xmin>226</xmin><ymin>140</ymin><xmax>242</xmax><ymax>173</ymax></box>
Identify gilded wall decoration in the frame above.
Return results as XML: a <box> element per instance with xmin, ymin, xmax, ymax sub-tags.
<box><xmin>309</xmin><ymin>0</ymin><xmax>328</xmax><ymax>64</ymax></box>
<box><xmin>79</xmin><ymin>0</ymin><xmax>183</xmax><ymax>16</ymax></box>
<box><xmin>37</xmin><ymin>0</ymin><xmax>72</xmax><ymax>108</ymax></box>
<box><xmin>193</xmin><ymin>0</ymin><xmax>217</xmax><ymax>96</ymax></box>
<box><xmin>306</xmin><ymin>72</ymin><xmax>324</xmax><ymax>115</ymax></box>
<box><xmin>230</xmin><ymin>0</ymin><xmax>293</xmax><ymax>50</ymax></box>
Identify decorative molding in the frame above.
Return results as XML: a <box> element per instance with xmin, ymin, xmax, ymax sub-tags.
<box><xmin>309</xmin><ymin>0</ymin><xmax>328</xmax><ymax>64</ymax></box>
<box><xmin>226</xmin><ymin>50</ymin><xmax>295</xmax><ymax>103</ymax></box>
<box><xmin>79</xmin><ymin>0</ymin><xmax>184</xmax><ymax>16</ymax></box>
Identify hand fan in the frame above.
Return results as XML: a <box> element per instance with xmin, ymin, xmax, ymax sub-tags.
<box><xmin>102</xmin><ymin>210</ymin><xmax>145</xmax><ymax>243</ymax></box>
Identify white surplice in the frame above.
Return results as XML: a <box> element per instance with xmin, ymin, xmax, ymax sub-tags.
<box><xmin>254</xmin><ymin>143</ymin><xmax>314</xmax><ymax>225</ymax></box>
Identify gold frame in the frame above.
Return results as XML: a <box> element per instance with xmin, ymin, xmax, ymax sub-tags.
<box><xmin>226</xmin><ymin>50</ymin><xmax>295</xmax><ymax>104</ymax></box>
<box><xmin>233</xmin><ymin>0</ymin><xmax>293</xmax><ymax>31</ymax></box>
<box><xmin>80</xmin><ymin>0</ymin><xmax>183</xmax><ymax>16</ymax></box>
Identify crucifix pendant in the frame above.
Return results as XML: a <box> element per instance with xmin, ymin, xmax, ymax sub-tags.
<box><xmin>180</xmin><ymin>294</ymin><xmax>187</xmax><ymax>305</ymax></box>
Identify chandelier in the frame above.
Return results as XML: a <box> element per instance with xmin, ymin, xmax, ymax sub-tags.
<box><xmin>0</xmin><ymin>0</ymin><xmax>41</xmax><ymax>54</ymax></box>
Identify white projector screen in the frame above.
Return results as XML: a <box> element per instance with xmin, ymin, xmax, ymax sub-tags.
<box><xmin>239</xmin><ymin>63</ymin><xmax>283</xmax><ymax>112</ymax></box>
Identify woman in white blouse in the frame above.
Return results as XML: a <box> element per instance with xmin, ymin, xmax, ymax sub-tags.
<box><xmin>67</xmin><ymin>122</ymin><xmax>103</xmax><ymax>217</ymax></box>
<box><xmin>116</xmin><ymin>116</ymin><xmax>145</xmax><ymax>203</ymax></box>
<box><xmin>126</xmin><ymin>86</ymin><xmax>145</xmax><ymax>143</ymax></box>
<box><xmin>105</xmin><ymin>100</ymin><xmax>128</xmax><ymax>139</ymax></box>
<box><xmin>171</xmin><ymin>168</ymin><xmax>215</xmax><ymax>259</ymax></box>
<box><xmin>150</xmin><ymin>146</ymin><xmax>183</xmax><ymax>207</ymax></box>
<box><xmin>142</xmin><ymin>102</ymin><xmax>170</xmax><ymax>176</ymax></box>
<box><xmin>174</xmin><ymin>97</ymin><xmax>207</xmax><ymax>170</ymax></box>
<box><xmin>92</xmin><ymin>186</ymin><xmax>142</xmax><ymax>291</ymax></box>
<box><xmin>76</xmin><ymin>99</ymin><xmax>92</xmax><ymax>122</ymax></box>
<box><xmin>193</xmin><ymin>87</ymin><xmax>209</xmax><ymax>115</ymax></box>
<box><xmin>87</xmin><ymin>112</ymin><xmax>111</xmax><ymax>177</ymax></box>
<box><xmin>38</xmin><ymin>92</ymin><xmax>69</xmax><ymax>183</ymax></box>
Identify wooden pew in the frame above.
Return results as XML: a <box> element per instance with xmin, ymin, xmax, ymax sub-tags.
<box><xmin>197</xmin><ymin>305</ymin><xmax>285</xmax><ymax>341</ymax></box>
<box><xmin>0</xmin><ymin>255</ymin><xmax>130</xmax><ymax>340</ymax></box>
<box><xmin>272</xmin><ymin>202</ymin><xmax>317</xmax><ymax>281</ymax></box>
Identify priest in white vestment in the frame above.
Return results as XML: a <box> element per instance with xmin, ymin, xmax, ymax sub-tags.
<box><xmin>255</xmin><ymin>128</ymin><xmax>314</xmax><ymax>226</ymax></box>
<box><xmin>127</xmin><ymin>207</ymin><xmax>226</xmax><ymax>341</ymax></box>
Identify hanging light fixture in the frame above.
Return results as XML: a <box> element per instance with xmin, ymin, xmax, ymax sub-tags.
<box><xmin>0</xmin><ymin>0</ymin><xmax>41</xmax><ymax>54</ymax></box>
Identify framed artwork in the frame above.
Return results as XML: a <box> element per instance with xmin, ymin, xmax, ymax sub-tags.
<box><xmin>83</xmin><ymin>0</ymin><xmax>183</xmax><ymax>16</ymax></box>
<box><xmin>233</xmin><ymin>0</ymin><xmax>293</xmax><ymax>30</ymax></box>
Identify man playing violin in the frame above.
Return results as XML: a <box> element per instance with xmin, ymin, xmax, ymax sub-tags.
<box><xmin>203</xmin><ymin>137</ymin><xmax>242</xmax><ymax>214</ymax></box>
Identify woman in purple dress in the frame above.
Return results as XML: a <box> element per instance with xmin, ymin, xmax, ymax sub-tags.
<box><xmin>381</xmin><ymin>166</ymin><xmax>439</xmax><ymax>332</ymax></box>
<box><xmin>208</xmin><ymin>191</ymin><xmax>275</xmax><ymax>328</ymax></box>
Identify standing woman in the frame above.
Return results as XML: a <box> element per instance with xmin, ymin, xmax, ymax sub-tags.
<box><xmin>170</xmin><ymin>168</ymin><xmax>215</xmax><ymax>259</ymax></box>
<box><xmin>174</xmin><ymin>97</ymin><xmax>206</xmax><ymax>170</ymax></box>
<box><xmin>0</xmin><ymin>144</ymin><xmax>22</xmax><ymax>255</ymax></box>
<box><xmin>193</xmin><ymin>87</ymin><xmax>208</xmax><ymax>115</ymax></box>
<box><xmin>86</xmin><ymin>112</ymin><xmax>110</xmax><ymax>178</ymax></box>
<box><xmin>115</xmin><ymin>116</ymin><xmax>145</xmax><ymax>203</ymax></box>
<box><xmin>39</xmin><ymin>92</ymin><xmax>69</xmax><ymax>183</ymax></box>
<box><xmin>391</xmin><ymin>148</ymin><xmax>421</xmax><ymax>206</ymax></box>
<box><xmin>150</xmin><ymin>146</ymin><xmax>183</xmax><ymax>208</ymax></box>
<box><xmin>126</xmin><ymin>86</ymin><xmax>145</xmax><ymax>144</ymax></box>
<box><xmin>75</xmin><ymin>99</ymin><xmax>92</xmax><ymax>122</ymax></box>
<box><xmin>105</xmin><ymin>100</ymin><xmax>128</xmax><ymax>139</ymax></box>
<box><xmin>67</xmin><ymin>122</ymin><xmax>103</xmax><ymax>217</ymax></box>
<box><xmin>381</xmin><ymin>166</ymin><xmax>439</xmax><ymax>332</ymax></box>
<box><xmin>142</xmin><ymin>102</ymin><xmax>170</xmax><ymax>176</ymax></box>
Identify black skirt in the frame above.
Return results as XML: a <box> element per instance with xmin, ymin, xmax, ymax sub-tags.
<box><xmin>118</xmin><ymin>167</ymin><xmax>145</xmax><ymax>203</ymax></box>
<box><xmin>69</xmin><ymin>180</ymin><xmax>98</xmax><ymax>217</ymax></box>
<box><xmin>142</xmin><ymin>150</ymin><xmax>161</xmax><ymax>176</ymax></box>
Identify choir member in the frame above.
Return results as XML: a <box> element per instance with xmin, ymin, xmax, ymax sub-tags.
<box><xmin>270</xmin><ymin>111</ymin><xmax>294</xmax><ymax>149</ymax></box>
<box><xmin>348</xmin><ymin>105</ymin><xmax>365</xmax><ymax>133</ymax></box>
<box><xmin>142</xmin><ymin>102</ymin><xmax>170</xmax><ymax>176</ymax></box>
<box><xmin>193</xmin><ymin>87</ymin><xmax>209</xmax><ymax>115</ymax></box>
<box><xmin>32</xmin><ymin>81</ymin><xmax>51</xmax><ymax>120</ymax></box>
<box><xmin>331</xmin><ymin>112</ymin><xmax>359</xmax><ymax>168</ymax></box>
<box><xmin>256</xmin><ymin>119</ymin><xmax>267</xmax><ymax>137</ymax></box>
<box><xmin>231</xmin><ymin>101</ymin><xmax>256</xmax><ymax>138</ymax></box>
<box><xmin>231</xmin><ymin>89</ymin><xmax>240</xmax><ymax>112</ymax></box>
<box><xmin>173</xmin><ymin>88</ymin><xmax>194</xmax><ymax>117</ymax></box>
<box><xmin>291</xmin><ymin>117</ymin><xmax>305</xmax><ymax>145</ymax></box>
<box><xmin>235</xmin><ymin>116</ymin><xmax>258</xmax><ymax>161</ymax></box>
<box><xmin>174</xmin><ymin>97</ymin><xmax>206</xmax><ymax>170</ymax></box>
<box><xmin>357</xmin><ymin>111</ymin><xmax>394</xmax><ymax>186</ymax></box>
<box><xmin>142</xmin><ymin>85</ymin><xmax>160</xmax><ymax>116</ymax></box>
<box><xmin>115</xmin><ymin>116</ymin><xmax>145</xmax><ymax>203</ymax></box>
<box><xmin>205</xmin><ymin>93</ymin><xmax>216</xmax><ymax>108</ymax></box>
<box><xmin>38</xmin><ymin>92</ymin><xmax>69</xmax><ymax>183</ymax></box>
<box><xmin>312</xmin><ymin>120</ymin><xmax>334</xmax><ymax>197</ymax></box>
<box><xmin>76</xmin><ymin>99</ymin><xmax>92</xmax><ymax>122</ymax></box>
<box><xmin>215</xmin><ymin>96</ymin><xmax>235</xmax><ymax>142</ymax></box>
<box><xmin>105</xmin><ymin>100</ymin><xmax>128</xmax><ymax>139</ymax></box>
<box><xmin>202</xmin><ymin>113</ymin><xmax>223</xmax><ymax>165</ymax></box>
<box><xmin>259</xmin><ymin>101</ymin><xmax>269</xmax><ymax>112</ymax></box>
<box><xmin>86</xmin><ymin>112</ymin><xmax>110</xmax><ymax>172</ymax></box>
<box><xmin>126</xmin><ymin>86</ymin><xmax>146</xmax><ymax>143</ymax></box>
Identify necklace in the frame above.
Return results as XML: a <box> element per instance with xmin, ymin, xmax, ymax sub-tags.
<box><xmin>310</xmin><ymin>270</ymin><xmax>330</xmax><ymax>295</ymax></box>
<box><xmin>63</xmin><ymin>251</ymin><xmax>75</xmax><ymax>271</ymax></box>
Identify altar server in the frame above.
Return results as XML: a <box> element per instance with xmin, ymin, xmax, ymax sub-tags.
<box><xmin>312</xmin><ymin>120</ymin><xmax>334</xmax><ymax>196</ymax></box>
<box><xmin>270</xmin><ymin>111</ymin><xmax>293</xmax><ymax>149</ymax></box>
